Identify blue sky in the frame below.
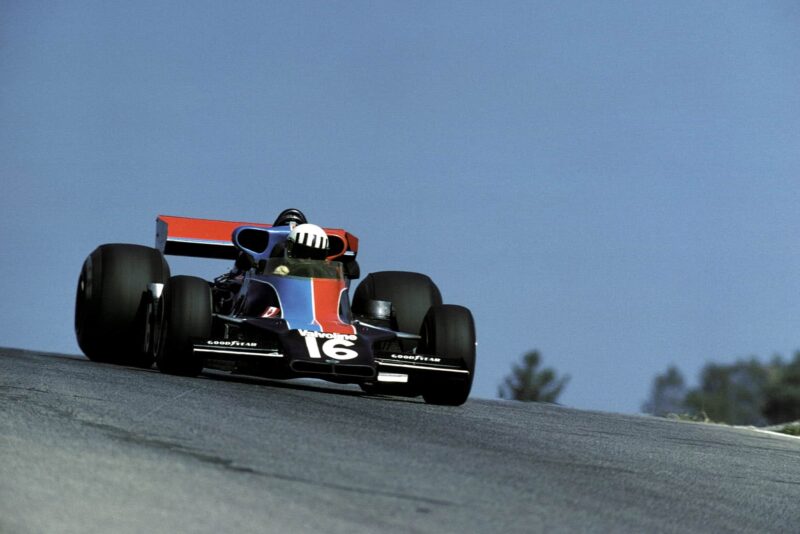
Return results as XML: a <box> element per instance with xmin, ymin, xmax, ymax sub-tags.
<box><xmin>2</xmin><ymin>1</ymin><xmax>799</xmax><ymax>413</ymax></box>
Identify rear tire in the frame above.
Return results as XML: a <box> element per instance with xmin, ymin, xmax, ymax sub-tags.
<box><xmin>352</xmin><ymin>271</ymin><xmax>442</xmax><ymax>339</ymax></box>
<box><xmin>75</xmin><ymin>244</ymin><xmax>169</xmax><ymax>367</ymax></box>
<box><xmin>155</xmin><ymin>276</ymin><xmax>212</xmax><ymax>376</ymax></box>
<box><xmin>420</xmin><ymin>305</ymin><xmax>476</xmax><ymax>406</ymax></box>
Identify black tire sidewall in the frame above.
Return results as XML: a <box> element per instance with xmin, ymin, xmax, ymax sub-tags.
<box><xmin>420</xmin><ymin>304</ymin><xmax>476</xmax><ymax>406</ymax></box>
<box><xmin>156</xmin><ymin>275</ymin><xmax>212</xmax><ymax>376</ymax></box>
<box><xmin>353</xmin><ymin>271</ymin><xmax>442</xmax><ymax>338</ymax></box>
<box><xmin>75</xmin><ymin>244</ymin><xmax>169</xmax><ymax>365</ymax></box>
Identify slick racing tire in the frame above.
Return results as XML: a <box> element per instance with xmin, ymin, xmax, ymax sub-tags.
<box><xmin>352</xmin><ymin>271</ymin><xmax>442</xmax><ymax>341</ymax></box>
<box><xmin>75</xmin><ymin>243</ymin><xmax>170</xmax><ymax>367</ymax></box>
<box><xmin>156</xmin><ymin>275</ymin><xmax>212</xmax><ymax>377</ymax></box>
<box><xmin>419</xmin><ymin>305</ymin><xmax>476</xmax><ymax>406</ymax></box>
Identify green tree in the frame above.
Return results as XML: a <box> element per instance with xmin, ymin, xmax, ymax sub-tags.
<box><xmin>498</xmin><ymin>351</ymin><xmax>569</xmax><ymax>402</ymax></box>
<box><xmin>684</xmin><ymin>358</ymin><xmax>769</xmax><ymax>425</ymax></box>
<box><xmin>644</xmin><ymin>354</ymin><xmax>800</xmax><ymax>425</ymax></box>
<box><xmin>641</xmin><ymin>365</ymin><xmax>687</xmax><ymax>416</ymax></box>
<box><xmin>763</xmin><ymin>352</ymin><xmax>800</xmax><ymax>424</ymax></box>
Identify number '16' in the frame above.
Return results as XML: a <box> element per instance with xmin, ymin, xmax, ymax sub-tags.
<box><xmin>304</xmin><ymin>337</ymin><xmax>358</xmax><ymax>360</ymax></box>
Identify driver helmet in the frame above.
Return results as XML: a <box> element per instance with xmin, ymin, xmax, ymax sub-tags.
<box><xmin>287</xmin><ymin>223</ymin><xmax>329</xmax><ymax>260</ymax></box>
<box><xmin>273</xmin><ymin>208</ymin><xmax>307</xmax><ymax>228</ymax></box>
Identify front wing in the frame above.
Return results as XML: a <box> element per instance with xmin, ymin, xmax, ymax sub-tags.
<box><xmin>192</xmin><ymin>320</ymin><xmax>469</xmax><ymax>385</ymax></box>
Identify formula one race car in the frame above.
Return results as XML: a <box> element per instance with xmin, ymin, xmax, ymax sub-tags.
<box><xmin>74</xmin><ymin>210</ymin><xmax>476</xmax><ymax>405</ymax></box>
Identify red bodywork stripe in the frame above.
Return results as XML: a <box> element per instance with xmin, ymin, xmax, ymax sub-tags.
<box><xmin>312</xmin><ymin>279</ymin><xmax>356</xmax><ymax>335</ymax></box>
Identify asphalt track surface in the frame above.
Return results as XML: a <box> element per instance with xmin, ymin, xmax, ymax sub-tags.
<box><xmin>2</xmin><ymin>348</ymin><xmax>799</xmax><ymax>533</ymax></box>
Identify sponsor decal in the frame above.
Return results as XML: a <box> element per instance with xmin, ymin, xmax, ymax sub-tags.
<box><xmin>390</xmin><ymin>353</ymin><xmax>442</xmax><ymax>363</ymax></box>
<box><xmin>205</xmin><ymin>340</ymin><xmax>258</xmax><ymax>348</ymax></box>
<box><xmin>298</xmin><ymin>329</ymin><xmax>357</xmax><ymax>342</ymax></box>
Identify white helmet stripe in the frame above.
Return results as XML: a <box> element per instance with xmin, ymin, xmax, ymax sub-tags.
<box><xmin>287</xmin><ymin>223</ymin><xmax>329</xmax><ymax>255</ymax></box>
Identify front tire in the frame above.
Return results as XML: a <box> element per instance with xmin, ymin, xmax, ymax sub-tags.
<box><xmin>155</xmin><ymin>276</ymin><xmax>212</xmax><ymax>376</ymax></box>
<box><xmin>75</xmin><ymin>244</ymin><xmax>169</xmax><ymax>367</ymax></box>
<box><xmin>419</xmin><ymin>305</ymin><xmax>476</xmax><ymax>406</ymax></box>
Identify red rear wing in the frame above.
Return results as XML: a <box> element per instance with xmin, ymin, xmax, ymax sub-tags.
<box><xmin>156</xmin><ymin>215</ymin><xmax>359</xmax><ymax>261</ymax></box>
